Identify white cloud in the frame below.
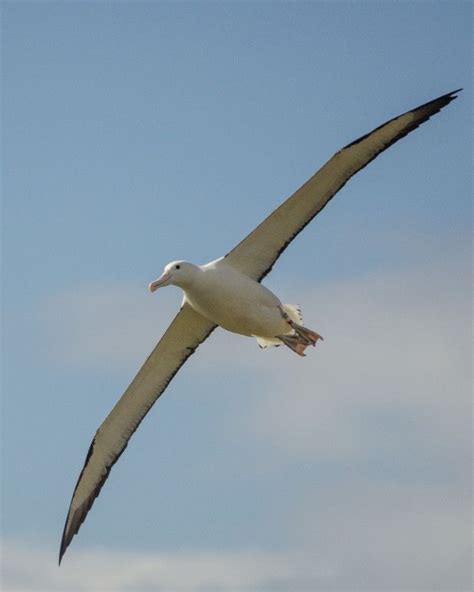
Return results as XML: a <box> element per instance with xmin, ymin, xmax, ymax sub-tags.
<box><xmin>41</xmin><ymin>258</ymin><xmax>470</xmax><ymax>465</ymax></box>
<box><xmin>241</xmin><ymin>262</ymin><xmax>471</xmax><ymax>464</ymax></box>
<box><xmin>1</xmin><ymin>542</ymin><xmax>329</xmax><ymax>592</ymax></box>
<box><xmin>2</xmin><ymin>479</ymin><xmax>471</xmax><ymax>592</ymax></box>
<box><xmin>289</xmin><ymin>480</ymin><xmax>472</xmax><ymax>591</ymax></box>
<box><xmin>40</xmin><ymin>283</ymin><xmax>179</xmax><ymax>371</ymax></box>
<box><xmin>33</xmin><ymin>258</ymin><xmax>471</xmax><ymax>591</ymax></box>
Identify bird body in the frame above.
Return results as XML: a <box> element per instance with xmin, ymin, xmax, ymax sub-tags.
<box><xmin>153</xmin><ymin>259</ymin><xmax>296</xmax><ymax>340</ymax></box>
<box><xmin>59</xmin><ymin>89</ymin><xmax>461</xmax><ymax>564</ymax></box>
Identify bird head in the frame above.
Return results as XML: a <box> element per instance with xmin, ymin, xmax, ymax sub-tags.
<box><xmin>148</xmin><ymin>261</ymin><xmax>198</xmax><ymax>292</ymax></box>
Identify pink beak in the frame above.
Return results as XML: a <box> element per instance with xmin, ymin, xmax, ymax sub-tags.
<box><xmin>149</xmin><ymin>272</ymin><xmax>170</xmax><ymax>292</ymax></box>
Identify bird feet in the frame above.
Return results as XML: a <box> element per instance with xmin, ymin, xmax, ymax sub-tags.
<box><xmin>279</xmin><ymin>323</ymin><xmax>323</xmax><ymax>357</ymax></box>
<box><xmin>278</xmin><ymin>306</ymin><xmax>323</xmax><ymax>356</ymax></box>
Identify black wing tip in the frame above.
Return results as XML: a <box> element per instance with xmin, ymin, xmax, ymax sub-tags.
<box><xmin>343</xmin><ymin>88</ymin><xmax>462</xmax><ymax>151</ymax></box>
<box><xmin>58</xmin><ymin>493</ymin><xmax>98</xmax><ymax>566</ymax></box>
<box><xmin>59</xmin><ymin>520</ymin><xmax>72</xmax><ymax>565</ymax></box>
<box><xmin>58</xmin><ymin>508</ymin><xmax>79</xmax><ymax>566</ymax></box>
<box><xmin>427</xmin><ymin>88</ymin><xmax>462</xmax><ymax>107</ymax></box>
<box><xmin>406</xmin><ymin>88</ymin><xmax>462</xmax><ymax>118</ymax></box>
<box><xmin>58</xmin><ymin>511</ymin><xmax>72</xmax><ymax>565</ymax></box>
<box><xmin>58</xmin><ymin>539</ymin><xmax>67</xmax><ymax>566</ymax></box>
<box><xmin>408</xmin><ymin>87</ymin><xmax>462</xmax><ymax>123</ymax></box>
<box><xmin>413</xmin><ymin>88</ymin><xmax>462</xmax><ymax>108</ymax></box>
<box><xmin>58</xmin><ymin>460</ymin><xmax>114</xmax><ymax>567</ymax></box>
<box><xmin>445</xmin><ymin>87</ymin><xmax>463</xmax><ymax>97</ymax></box>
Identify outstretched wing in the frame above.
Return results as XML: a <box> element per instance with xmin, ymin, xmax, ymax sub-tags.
<box><xmin>59</xmin><ymin>304</ymin><xmax>216</xmax><ymax>564</ymax></box>
<box><xmin>225</xmin><ymin>90</ymin><xmax>461</xmax><ymax>281</ymax></box>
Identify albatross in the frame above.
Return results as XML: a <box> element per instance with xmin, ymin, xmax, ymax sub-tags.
<box><xmin>59</xmin><ymin>89</ymin><xmax>460</xmax><ymax>563</ymax></box>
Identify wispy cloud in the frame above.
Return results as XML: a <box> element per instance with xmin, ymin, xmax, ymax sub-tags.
<box><xmin>244</xmin><ymin>261</ymin><xmax>471</xmax><ymax>464</ymax></box>
<box><xmin>1</xmin><ymin>542</ymin><xmax>329</xmax><ymax>592</ymax></box>
<box><xmin>32</xmin><ymin>257</ymin><xmax>471</xmax><ymax>591</ymax></box>
<box><xmin>3</xmin><ymin>477</ymin><xmax>471</xmax><ymax>592</ymax></box>
<box><xmin>288</xmin><ymin>480</ymin><xmax>472</xmax><ymax>591</ymax></box>
<box><xmin>40</xmin><ymin>283</ymin><xmax>178</xmax><ymax>371</ymax></box>
<box><xmin>40</xmin><ymin>257</ymin><xmax>470</xmax><ymax>467</ymax></box>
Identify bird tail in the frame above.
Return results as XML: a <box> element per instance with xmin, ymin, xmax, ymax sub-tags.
<box><xmin>281</xmin><ymin>303</ymin><xmax>303</xmax><ymax>324</ymax></box>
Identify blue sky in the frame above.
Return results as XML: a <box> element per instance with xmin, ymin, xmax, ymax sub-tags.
<box><xmin>2</xmin><ymin>2</ymin><xmax>472</xmax><ymax>590</ymax></box>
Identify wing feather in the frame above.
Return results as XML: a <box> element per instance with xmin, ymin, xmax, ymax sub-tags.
<box><xmin>59</xmin><ymin>304</ymin><xmax>216</xmax><ymax>564</ymax></box>
<box><xmin>225</xmin><ymin>90</ymin><xmax>461</xmax><ymax>281</ymax></box>
<box><xmin>60</xmin><ymin>90</ymin><xmax>460</xmax><ymax>563</ymax></box>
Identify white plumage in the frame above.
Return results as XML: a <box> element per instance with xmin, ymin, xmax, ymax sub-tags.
<box><xmin>59</xmin><ymin>89</ymin><xmax>460</xmax><ymax>564</ymax></box>
<box><xmin>153</xmin><ymin>259</ymin><xmax>312</xmax><ymax>347</ymax></box>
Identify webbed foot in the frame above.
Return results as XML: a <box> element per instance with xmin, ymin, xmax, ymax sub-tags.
<box><xmin>278</xmin><ymin>324</ymin><xmax>323</xmax><ymax>356</ymax></box>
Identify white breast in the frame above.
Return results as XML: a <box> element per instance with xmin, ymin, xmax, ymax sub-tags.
<box><xmin>183</xmin><ymin>260</ymin><xmax>288</xmax><ymax>337</ymax></box>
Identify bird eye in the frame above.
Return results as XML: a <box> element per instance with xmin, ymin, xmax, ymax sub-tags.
<box><xmin>175</xmin><ymin>264</ymin><xmax>180</xmax><ymax>270</ymax></box>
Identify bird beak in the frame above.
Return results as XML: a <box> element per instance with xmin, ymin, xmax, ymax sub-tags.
<box><xmin>149</xmin><ymin>272</ymin><xmax>170</xmax><ymax>292</ymax></box>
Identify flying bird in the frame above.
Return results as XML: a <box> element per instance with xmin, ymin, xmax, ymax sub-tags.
<box><xmin>59</xmin><ymin>89</ymin><xmax>460</xmax><ymax>563</ymax></box>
